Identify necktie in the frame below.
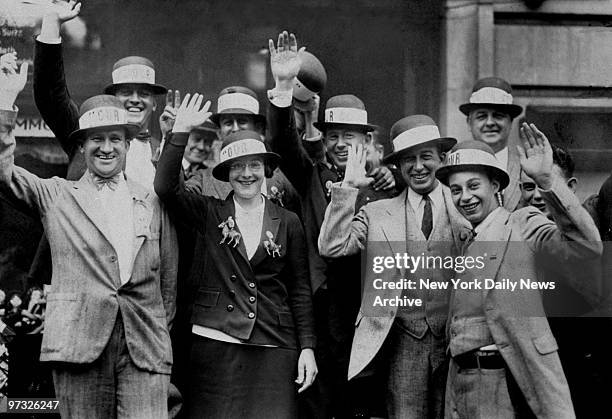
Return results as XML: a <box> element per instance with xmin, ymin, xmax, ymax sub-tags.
<box><xmin>421</xmin><ymin>194</ymin><xmax>433</xmax><ymax>239</ymax></box>
<box><xmin>90</xmin><ymin>172</ymin><xmax>122</xmax><ymax>191</ymax></box>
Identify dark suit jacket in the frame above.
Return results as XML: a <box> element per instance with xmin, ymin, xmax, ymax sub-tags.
<box><xmin>155</xmin><ymin>132</ymin><xmax>316</xmax><ymax>350</ymax></box>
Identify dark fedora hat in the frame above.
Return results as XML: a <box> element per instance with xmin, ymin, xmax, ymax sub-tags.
<box><xmin>313</xmin><ymin>94</ymin><xmax>376</xmax><ymax>132</ymax></box>
<box><xmin>103</xmin><ymin>56</ymin><xmax>167</xmax><ymax>96</ymax></box>
<box><xmin>435</xmin><ymin>140</ymin><xmax>510</xmax><ymax>189</ymax></box>
<box><xmin>68</xmin><ymin>95</ymin><xmax>140</xmax><ymax>143</ymax></box>
<box><xmin>212</xmin><ymin>130</ymin><xmax>280</xmax><ymax>182</ymax></box>
<box><xmin>459</xmin><ymin>77</ymin><xmax>523</xmax><ymax>119</ymax></box>
<box><xmin>293</xmin><ymin>50</ymin><xmax>327</xmax><ymax>102</ymax></box>
<box><xmin>382</xmin><ymin>115</ymin><xmax>456</xmax><ymax>164</ymax></box>
<box><xmin>209</xmin><ymin>86</ymin><xmax>266</xmax><ymax>128</ymax></box>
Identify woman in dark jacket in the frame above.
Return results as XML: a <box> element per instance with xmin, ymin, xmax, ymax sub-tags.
<box><xmin>154</xmin><ymin>94</ymin><xmax>317</xmax><ymax>419</ymax></box>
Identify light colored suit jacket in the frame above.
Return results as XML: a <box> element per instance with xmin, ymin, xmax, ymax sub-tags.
<box><xmin>318</xmin><ymin>185</ymin><xmax>471</xmax><ymax>379</ymax></box>
<box><xmin>0</xmin><ymin>114</ymin><xmax>177</xmax><ymax>373</ymax></box>
<box><xmin>455</xmin><ymin>177</ymin><xmax>602</xmax><ymax>418</ymax></box>
<box><xmin>501</xmin><ymin>141</ymin><xmax>521</xmax><ymax>211</ymax></box>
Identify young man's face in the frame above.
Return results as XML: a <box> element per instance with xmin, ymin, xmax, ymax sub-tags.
<box><xmin>114</xmin><ymin>84</ymin><xmax>156</xmax><ymax>129</ymax></box>
<box><xmin>218</xmin><ymin>115</ymin><xmax>262</xmax><ymax>140</ymax></box>
<box><xmin>399</xmin><ymin>144</ymin><xmax>444</xmax><ymax>195</ymax></box>
<box><xmin>467</xmin><ymin>107</ymin><xmax>512</xmax><ymax>154</ymax></box>
<box><xmin>81</xmin><ymin>129</ymin><xmax>129</xmax><ymax>178</ymax></box>
<box><xmin>520</xmin><ymin>165</ymin><xmax>575</xmax><ymax>219</ymax></box>
<box><xmin>184</xmin><ymin>131</ymin><xmax>215</xmax><ymax>165</ymax></box>
<box><xmin>449</xmin><ymin>170</ymin><xmax>500</xmax><ymax>226</ymax></box>
<box><xmin>324</xmin><ymin>126</ymin><xmax>369</xmax><ymax>171</ymax></box>
<box><xmin>228</xmin><ymin>156</ymin><xmax>265</xmax><ymax>201</ymax></box>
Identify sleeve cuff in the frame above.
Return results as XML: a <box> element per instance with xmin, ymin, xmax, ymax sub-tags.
<box><xmin>303</xmin><ymin>132</ymin><xmax>322</xmax><ymax>142</ymax></box>
<box><xmin>267</xmin><ymin>87</ymin><xmax>293</xmax><ymax>108</ymax></box>
<box><xmin>0</xmin><ymin>107</ymin><xmax>18</xmax><ymax>129</ymax></box>
<box><xmin>36</xmin><ymin>35</ymin><xmax>62</xmax><ymax>44</ymax></box>
<box><xmin>299</xmin><ymin>335</ymin><xmax>317</xmax><ymax>350</ymax></box>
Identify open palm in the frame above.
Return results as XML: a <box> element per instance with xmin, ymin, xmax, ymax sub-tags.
<box><xmin>269</xmin><ymin>31</ymin><xmax>301</xmax><ymax>83</ymax></box>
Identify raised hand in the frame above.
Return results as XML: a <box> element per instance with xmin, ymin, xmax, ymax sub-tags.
<box><xmin>269</xmin><ymin>31</ymin><xmax>303</xmax><ymax>89</ymax></box>
<box><xmin>0</xmin><ymin>52</ymin><xmax>28</xmax><ymax>110</ymax></box>
<box><xmin>342</xmin><ymin>143</ymin><xmax>374</xmax><ymax>189</ymax></box>
<box><xmin>369</xmin><ymin>165</ymin><xmax>396</xmax><ymax>191</ymax></box>
<box><xmin>49</xmin><ymin>0</ymin><xmax>82</xmax><ymax>23</ymax></box>
<box><xmin>517</xmin><ymin>122</ymin><xmax>553</xmax><ymax>190</ymax></box>
<box><xmin>172</xmin><ymin>93</ymin><xmax>212</xmax><ymax>134</ymax></box>
<box><xmin>159</xmin><ymin>90</ymin><xmax>180</xmax><ymax>139</ymax></box>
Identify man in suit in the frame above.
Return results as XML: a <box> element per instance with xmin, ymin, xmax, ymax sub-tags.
<box><xmin>0</xmin><ymin>58</ymin><xmax>177</xmax><ymax>417</ymax></box>
<box><xmin>267</xmin><ymin>31</ymin><xmax>398</xmax><ymax>417</ymax></box>
<box><xmin>318</xmin><ymin>115</ymin><xmax>469</xmax><ymax>418</ymax></box>
<box><xmin>435</xmin><ymin>124</ymin><xmax>601</xmax><ymax>418</ymax></box>
<box><xmin>460</xmin><ymin>77</ymin><xmax>524</xmax><ymax>210</ymax></box>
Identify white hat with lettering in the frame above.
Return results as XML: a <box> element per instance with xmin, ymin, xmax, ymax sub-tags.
<box><xmin>313</xmin><ymin>94</ymin><xmax>376</xmax><ymax>132</ymax></box>
<box><xmin>68</xmin><ymin>95</ymin><xmax>140</xmax><ymax>142</ymax></box>
<box><xmin>103</xmin><ymin>56</ymin><xmax>167</xmax><ymax>95</ymax></box>
<box><xmin>459</xmin><ymin>77</ymin><xmax>523</xmax><ymax>118</ymax></box>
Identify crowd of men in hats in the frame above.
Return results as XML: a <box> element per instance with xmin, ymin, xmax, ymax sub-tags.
<box><xmin>1</xmin><ymin>1</ymin><xmax>612</xmax><ymax>418</ymax></box>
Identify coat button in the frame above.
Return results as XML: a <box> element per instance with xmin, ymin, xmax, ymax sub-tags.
<box><xmin>230</xmin><ymin>275</ymin><xmax>237</xmax><ymax>282</ymax></box>
<box><xmin>227</xmin><ymin>305</ymin><xmax>234</xmax><ymax>312</ymax></box>
<box><xmin>248</xmin><ymin>282</ymin><xmax>255</xmax><ymax>288</ymax></box>
<box><xmin>229</xmin><ymin>290</ymin><xmax>236</xmax><ymax>297</ymax></box>
<box><xmin>249</xmin><ymin>296</ymin><xmax>256</xmax><ymax>303</ymax></box>
<box><xmin>109</xmin><ymin>255</ymin><xmax>117</xmax><ymax>262</ymax></box>
<box><xmin>248</xmin><ymin>312</ymin><xmax>255</xmax><ymax>319</ymax></box>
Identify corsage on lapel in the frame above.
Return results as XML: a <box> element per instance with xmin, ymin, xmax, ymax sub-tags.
<box><xmin>268</xmin><ymin>186</ymin><xmax>285</xmax><ymax>208</ymax></box>
<box><xmin>218</xmin><ymin>216</ymin><xmax>241</xmax><ymax>247</ymax></box>
<box><xmin>263</xmin><ymin>230</ymin><xmax>282</xmax><ymax>257</ymax></box>
<box><xmin>325</xmin><ymin>180</ymin><xmax>333</xmax><ymax>198</ymax></box>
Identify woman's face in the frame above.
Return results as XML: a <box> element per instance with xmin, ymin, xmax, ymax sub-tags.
<box><xmin>31</xmin><ymin>290</ymin><xmax>42</xmax><ymax>303</ymax></box>
<box><xmin>10</xmin><ymin>294</ymin><xmax>22</xmax><ymax>308</ymax></box>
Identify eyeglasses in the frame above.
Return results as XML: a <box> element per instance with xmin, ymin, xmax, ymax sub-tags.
<box><xmin>229</xmin><ymin>161</ymin><xmax>264</xmax><ymax>172</ymax></box>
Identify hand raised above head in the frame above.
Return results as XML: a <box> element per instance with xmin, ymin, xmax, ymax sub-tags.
<box><xmin>172</xmin><ymin>93</ymin><xmax>212</xmax><ymax>134</ymax></box>
<box><xmin>342</xmin><ymin>143</ymin><xmax>374</xmax><ymax>189</ymax></box>
<box><xmin>47</xmin><ymin>0</ymin><xmax>82</xmax><ymax>23</ymax></box>
<box><xmin>269</xmin><ymin>30</ymin><xmax>303</xmax><ymax>88</ymax></box>
<box><xmin>517</xmin><ymin>122</ymin><xmax>553</xmax><ymax>190</ymax></box>
<box><xmin>0</xmin><ymin>52</ymin><xmax>28</xmax><ymax>109</ymax></box>
<box><xmin>159</xmin><ymin>90</ymin><xmax>181</xmax><ymax>138</ymax></box>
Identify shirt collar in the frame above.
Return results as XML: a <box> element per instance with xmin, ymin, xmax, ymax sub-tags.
<box><xmin>407</xmin><ymin>181</ymin><xmax>443</xmax><ymax>211</ymax></box>
<box><xmin>474</xmin><ymin>206</ymin><xmax>502</xmax><ymax>235</ymax></box>
<box><xmin>233</xmin><ymin>194</ymin><xmax>265</xmax><ymax>215</ymax></box>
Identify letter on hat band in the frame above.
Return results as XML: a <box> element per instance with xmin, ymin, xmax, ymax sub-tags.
<box><xmin>217</xmin><ymin>93</ymin><xmax>260</xmax><ymax>115</ymax></box>
<box><xmin>469</xmin><ymin>87</ymin><xmax>513</xmax><ymax>105</ymax></box>
<box><xmin>392</xmin><ymin>125</ymin><xmax>441</xmax><ymax>152</ymax></box>
<box><xmin>79</xmin><ymin>106</ymin><xmax>128</xmax><ymax>129</ymax></box>
<box><xmin>293</xmin><ymin>78</ymin><xmax>317</xmax><ymax>102</ymax></box>
<box><xmin>324</xmin><ymin>107</ymin><xmax>368</xmax><ymax>125</ymax></box>
<box><xmin>112</xmin><ymin>64</ymin><xmax>156</xmax><ymax>85</ymax></box>
<box><xmin>445</xmin><ymin>148</ymin><xmax>505</xmax><ymax>172</ymax></box>
<box><xmin>219</xmin><ymin>138</ymin><xmax>267</xmax><ymax>163</ymax></box>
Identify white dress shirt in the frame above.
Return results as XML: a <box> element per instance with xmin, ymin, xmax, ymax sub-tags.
<box><xmin>495</xmin><ymin>147</ymin><xmax>509</xmax><ymax>170</ymax></box>
<box><xmin>124</xmin><ymin>138</ymin><xmax>156</xmax><ymax>191</ymax></box>
<box><xmin>407</xmin><ymin>182</ymin><xmax>444</xmax><ymax>231</ymax></box>
<box><xmin>233</xmin><ymin>195</ymin><xmax>265</xmax><ymax>259</ymax></box>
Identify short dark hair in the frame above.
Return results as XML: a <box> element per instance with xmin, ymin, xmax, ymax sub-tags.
<box><xmin>264</xmin><ymin>163</ymin><xmax>275</xmax><ymax>178</ymax></box>
<box><xmin>551</xmin><ymin>144</ymin><xmax>575</xmax><ymax>180</ymax></box>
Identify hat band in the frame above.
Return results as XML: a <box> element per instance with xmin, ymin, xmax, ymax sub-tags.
<box><xmin>112</xmin><ymin>64</ymin><xmax>156</xmax><ymax>85</ymax></box>
<box><xmin>293</xmin><ymin>78</ymin><xmax>317</xmax><ymax>102</ymax></box>
<box><xmin>444</xmin><ymin>148</ymin><xmax>505</xmax><ymax>172</ymax></box>
<box><xmin>392</xmin><ymin>125</ymin><xmax>441</xmax><ymax>153</ymax></box>
<box><xmin>324</xmin><ymin>107</ymin><xmax>367</xmax><ymax>125</ymax></box>
<box><xmin>217</xmin><ymin>93</ymin><xmax>259</xmax><ymax>114</ymax></box>
<box><xmin>79</xmin><ymin>106</ymin><xmax>128</xmax><ymax>129</ymax></box>
<box><xmin>469</xmin><ymin>87</ymin><xmax>513</xmax><ymax>105</ymax></box>
<box><xmin>219</xmin><ymin>138</ymin><xmax>267</xmax><ymax>164</ymax></box>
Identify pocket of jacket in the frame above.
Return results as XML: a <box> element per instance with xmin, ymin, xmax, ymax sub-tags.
<box><xmin>278</xmin><ymin>312</ymin><xmax>295</xmax><ymax>328</ymax></box>
<box><xmin>195</xmin><ymin>290</ymin><xmax>220</xmax><ymax>307</ymax></box>
<box><xmin>532</xmin><ymin>334</ymin><xmax>558</xmax><ymax>355</ymax></box>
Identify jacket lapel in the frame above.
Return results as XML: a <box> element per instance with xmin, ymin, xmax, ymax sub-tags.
<box><xmin>503</xmin><ymin>144</ymin><xmax>521</xmax><ymax>211</ymax></box>
<box><xmin>380</xmin><ymin>190</ymin><xmax>408</xmax><ymax>259</ymax></box>
<box><xmin>127</xmin><ymin>179</ymin><xmax>154</xmax><ymax>259</ymax></box>
<box><xmin>218</xmin><ymin>195</ymin><xmax>252</xmax><ymax>269</ymax></box>
<box><xmin>249</xmin><ymin>199</ymin><xmax>281</xmax><ymax>267</ymax></box>
<box><xmin>69</xmin><ymin>175</ymin><xmax>114</xmax><ymax>247</ymax></box>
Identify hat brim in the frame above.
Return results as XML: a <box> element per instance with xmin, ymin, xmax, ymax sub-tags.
<box><xmin>68</xmin><ymin>123</ymin><xmax>141</xmax><ymax>143</ymax></box>
<box><xmin>209</xmin><ymin>112</ymin><xmax>267</xmax><ymax>129</ymax></box>
<box><xmin>313</xmin><ymin>121</ymin><xmax>376</xmax><ymax>133</ymax></box>
<box><xmin>104</xmin><ymin>83</ymin><xmax>168</xmax><ymax>96</ymax></box>
<box><xmin>382</xmin><ymin>137</ymin><xmax>457</xmax><ymax>165</ymax></box>
<box><xmin>435</xmin><ymin>163</ymin><xmax>510</xmax><ymax>190</ymax></box>
<box><xmin>459</xmin><ymin>103</ymin><xmax>523</xmax><ymax>119</ymax></box>
<box><xmin>212</xmin><ymin>152</ymin><xmax>280</xmax><ymax>182</ymax></box>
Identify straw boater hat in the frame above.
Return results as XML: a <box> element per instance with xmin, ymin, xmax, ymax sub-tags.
<box><xmin>459</xmin><ymin>77</ymin><xmax>523</xmax><ymax>119</ymax></box>
<box><xmin>212</xmin><ymin>130</ymin><xmax>280</xmax><ymax>182</ymax></box>
<box><xmin>383</xmin><ymin>115</ymin><xmax>456</xmax><ymax>164</ymax></box>
<box><xmin>435</xmin><ymin>140</ymin><xmax>510</xmax><ymax>189</ymax></box>
<box><xmin>68</xmin><ymin>95</ymin><xmax>140</xmax><ymax>142</ymax></box>
<box><xmin>209</xmin><ymin>86</ymin><xmax>266</xmax><ymax>128</ymax></box>
<box><xmin>313</xmin><ymin>94</ymin><xmax>376</xmax><ymax>132</ymax></box>
<box><xmin>103</xmin><ymin>56</ymin><xmax>167</xmax><ymax>95</ymax></box>
<box><xmin>292</xmin><ymin>50</ymin><xmax>327</xmax><ymax>102</ymax></box>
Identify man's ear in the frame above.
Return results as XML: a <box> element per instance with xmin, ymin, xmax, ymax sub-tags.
<box><xmin>365</xmin><ymin>132</ymin><xmax>373</xmax><ymax>145</ymax></box>
<box><xmin>567</xmin><ymin>177</ymin><xmax>578</xmax><ymax>192</ymax></box>
<box><xmin>491</xmin><ymin>178</ymin><xmax>500</xmax><ymax>194</ymax></box>
<box><xmin>439</xmin><ymin>151</ymin><xmax>447</xmax><ymax>162</ymax></box>
<box><xmin>152</xmin><ymin>98</ymin><xmax>157</xmax><ymax>112</ymax></box>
